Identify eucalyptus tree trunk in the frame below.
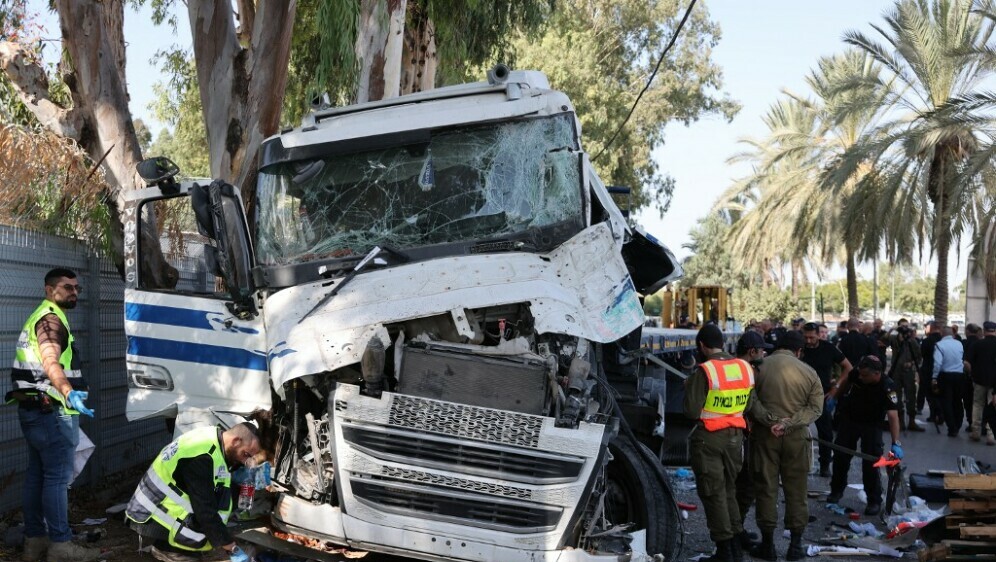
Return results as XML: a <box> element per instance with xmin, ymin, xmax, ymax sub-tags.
<box><xmin>400</xmin><ymin>1</ymin><xmax>437</xmax><ymax>95</ymax></box>
<box><xmin>355</xmin><ymin>0</ymin><xmax>406</xmax><ymax>103</ymax></box>
<box><xmin>0</xmin><ymin>0</ymin><xmax>168</xmax><ymax>280</ymax></box>
<box><xmin>188</xmin><ymin>0</ymin><xmax>297</xmax><ymax>222</ymax></box>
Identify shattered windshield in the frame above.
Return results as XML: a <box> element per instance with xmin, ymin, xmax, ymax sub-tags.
<box><xmin>255</xmin><ymin>114</ymin><xmax>582</xmax><ymax>266</ymax></box>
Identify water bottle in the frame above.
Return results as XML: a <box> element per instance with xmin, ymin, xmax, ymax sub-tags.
<box><xmin>237</xmin><ymin>481</ymin><xmax>255</xmax><ymax>512</ymax></box>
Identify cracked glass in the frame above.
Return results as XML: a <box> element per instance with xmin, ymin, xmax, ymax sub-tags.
<box><xmin>256</xmin><ymin>114</ymin><xmax>582</xmax><ymax>266</ymax></box>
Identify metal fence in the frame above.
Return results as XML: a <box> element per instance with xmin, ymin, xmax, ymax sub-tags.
<box><xmin>0</xmin><ymin>225</ymin><xmax>170</xmax><ymax>515</ymax></box>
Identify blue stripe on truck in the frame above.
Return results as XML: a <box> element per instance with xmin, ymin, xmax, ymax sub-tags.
<box><xmin>125</xmin><ymin>302</ymin><xmax>260</xmax><ymax>334</ymax></box>
<box><xmin>127</xmin><ymin>336</ymin><xmax>268</xmax><ymax>371</ymax></box>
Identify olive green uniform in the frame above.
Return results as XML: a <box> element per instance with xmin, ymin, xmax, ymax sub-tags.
<box><xmin>748</xmin><ymin>350</ymin><xmax>823</xmax><ymax>533</ymax></box>
<box><xmin>684</xmin><ymin>351</ymin><xmax>753</xmax><ymax>542</ymax></box>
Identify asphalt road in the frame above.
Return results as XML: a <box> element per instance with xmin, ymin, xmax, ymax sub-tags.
<box><xmin>673</xmin><ymin>411</ymin><xmax>996</xmax><ymax>562</ymax></box>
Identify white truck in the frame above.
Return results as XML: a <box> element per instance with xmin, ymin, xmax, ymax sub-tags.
<box><xmin>123</xmin><ymin>66</ymin><xmax>684</xmax><ymax>561</ymax></box>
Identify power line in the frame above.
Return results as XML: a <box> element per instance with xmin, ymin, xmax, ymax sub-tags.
<box><xmin>592</xmin><ymin>0</ymin><xmax>698</xmax><ymax>162</ymax></box>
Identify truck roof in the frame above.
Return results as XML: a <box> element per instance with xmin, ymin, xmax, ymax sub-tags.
<box><xmin>261</xmin><ymin>70</ymin><xmax>579</xmax><ymax>168</ymax></box>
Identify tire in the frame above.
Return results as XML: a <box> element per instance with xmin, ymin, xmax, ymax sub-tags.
<box><xmin>604</xmin><ymin>436</ymin><xmax>679</xmax><ymax>559</ymax></box>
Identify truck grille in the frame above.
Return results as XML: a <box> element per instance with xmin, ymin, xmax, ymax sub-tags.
<box><xmin>388</xmin><ymin>395</ymin><xmax>543</xmax><ymax>448</ymax></box>
<box><xmin>342</xmin><ymin>425</ymin><xmax>584</xmax><ymax>484</ymax></box>
<box><xmin>351</xmin><ymin>476</ymin><xmax>562</xmax><ymax>533</ymax></box>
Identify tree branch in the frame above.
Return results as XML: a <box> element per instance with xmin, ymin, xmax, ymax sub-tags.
<box><xmin>0</xmin><ymin>41</ymin><xmax>82</xmax><ymax>139</ymax></box>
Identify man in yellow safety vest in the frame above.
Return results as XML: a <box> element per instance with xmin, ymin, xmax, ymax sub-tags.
<box><xmin>685</xmin><ymin>324</ymin><xmax>756</xmax><ymax>562</ymax></box>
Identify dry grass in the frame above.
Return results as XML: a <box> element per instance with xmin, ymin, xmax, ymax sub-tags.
<box><xmin>0</xmin><ymin>123</ymin><xmax>111</xmax><ymax>245</ymax></box>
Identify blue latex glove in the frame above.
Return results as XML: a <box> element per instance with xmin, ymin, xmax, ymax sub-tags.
<box><xmin>66</xmin><ymin>390</ymin><xmax>94</xmax><ymax>417</ymax></box>
<box><xmin>229</xmin><ymin>545</ymin><xmax>249</xmax><ymax>562</ymax></box>
<box><xmin>825</xmin><ymin>397</ymin><xmax>837</xmax><ymax>413</ymax></box>
<box><xmin>891</xmin><ymin>443</ymin><xmax>904</xmax><ymax>460</ymax></box>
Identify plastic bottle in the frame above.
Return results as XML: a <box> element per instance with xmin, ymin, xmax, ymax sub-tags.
<box><xmin>237</xmin><ymin>481</ymin><xmax>255</xmax><ymax>512</ymax></box>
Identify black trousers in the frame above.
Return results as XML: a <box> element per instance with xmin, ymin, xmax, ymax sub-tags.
<box><xmin>830</xmin><ymin>419</ymin><xmax>883</xmax><ymax>506</ymax></box>
<box><xmin>918</xmin><ymin>367</ymin><xmax>941</xmax><ymax>419</ymax></box>
<box><xmin>815</xmin><ymin>398</ymin><xmax>834</xmax><ymax>469</ymax></box>
<box><xmin>939</xmin><ymin>372</ymin><xmax>969</xmax><ymax>436</ymax></box>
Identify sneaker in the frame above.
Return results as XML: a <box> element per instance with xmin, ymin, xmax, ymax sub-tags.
<box><xmin>22</xmin><ymin>536</ymin><xmax>49</xmax><ymax>562</ymax></box>
<box><xmin>45</xmin><ymin>541</ymin><xmax>99</xmax><ymax>562</ymax></box>
<box><xmin>971</xmin><ymin>431</ymin><xmax>981</xmax><ymax>442</ymax></box>
<box><xmin>149</xmin><ymin>546</ymin><xmax>202</xmax><ymax>562</ymax></box>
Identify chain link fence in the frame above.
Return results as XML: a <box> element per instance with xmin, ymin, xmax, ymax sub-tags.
<box><xmin>0</xmin><ymin>225</ymin><xmax>170</xmax><ymax>515</ymax></box>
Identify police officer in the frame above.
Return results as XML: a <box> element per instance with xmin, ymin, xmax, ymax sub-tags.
<box><xmin>685</xmin><ymin>324</ymin><xmax>755</xmax><ymax>562</ymax></box>
<box><xmin>6</xmin><ymin>268</ymin><xmax>98</xmax><ymax>562</ymax></box>
<box><xmin>826</xmin><ymin>355</ymin><xmax>903</xmax><ymax>515</ymax></box>
<box><xmin>126</xmin><ymin>423</ymin><xmax>260</xmax><ymax>562</ymax></box>
<box><xmin>748</xmin><ymin>331</ymin><xmax>823</xmax><ymax>562</ymax></box>
<box><xmin>734</xmin><ymin>331</ymin><xmax>771</xmax><ymax>550</ymax></box>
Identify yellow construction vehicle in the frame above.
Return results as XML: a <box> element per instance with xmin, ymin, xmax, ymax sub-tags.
<box><xmin>660</xmin><ymin>284</ymin><xmax>735</xmax><ymax>331</ymax></box>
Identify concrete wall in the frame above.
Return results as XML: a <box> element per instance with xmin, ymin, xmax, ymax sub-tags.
<box><xmin>0</xmin><ymin>225</ymin><xmax>170</xmax><ymax>514</ymax></box>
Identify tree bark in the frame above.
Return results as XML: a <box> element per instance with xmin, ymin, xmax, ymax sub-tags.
<box><xmin>0</xmin><ymin>41</ymin><xmax>82</xmax><ymax>138</ymax></box>
<box><xmin>846</xmin><ymin>247</ymin><xmax>859</xmax><ymax>317</ymax></box>
<box><xmin>400</xmin><ymin>1</ymin><xmax>436</xmax><ymax>95</ymax></box>
<box><xmin>188</xmin><ymin>0</ymin><xmax>297</xmax><ymax>219</ymax></box>
<box><xmin>355</xmin><ymin>0</ymin><xmax>406</xmax><ymax>103</ymax></box>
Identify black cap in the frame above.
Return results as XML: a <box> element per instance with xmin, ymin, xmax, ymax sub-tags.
<box><xmin>792</xmin><ymin>317</ymin><xmax>805</xmax><ymax>324</ymax></box>
<box><xmin>858</xmin><ymin>355</ymin><xmax>884</xmax><ymax>372</ymax></box>
<box><xmin>696</xmin><ymin>324</ymin><xmax>725</xmax><ymax>349</ymax></box>
<box><xmin>738</xmin><ymin>330</ymin><xmax>773</xmax><ymax>351</ymax></box>
<box><xmin>777</xmin><ymin>330</ymin><xmax>805</xmax><ymax>351</ymax></box>
<box><xmin>984</xmin><ymin>321</ymin><xmax>996</xmax><ymax>332</ymax></box>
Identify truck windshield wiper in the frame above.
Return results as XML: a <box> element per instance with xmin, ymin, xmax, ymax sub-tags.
<box><xmin>298</xmin><ymin>246</ymin><xmax>383</xmax><ymax>324</ymax></box>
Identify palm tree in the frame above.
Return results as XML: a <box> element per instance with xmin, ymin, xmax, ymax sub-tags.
<box><xmin>835</xmin><ymin>0</ymin><xmax>994</xmax><ymax>324</ymax></box>
<box><xmin>717</xmin><ymin>50</ymin><xmax>898</xmax><ymax>314</ymax></box>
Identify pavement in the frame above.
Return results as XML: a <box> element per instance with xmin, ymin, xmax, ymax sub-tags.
<box><xmin>672</xmin><ymin>411</ymin><xmax>996</xmax><ymax>562</ymax></box>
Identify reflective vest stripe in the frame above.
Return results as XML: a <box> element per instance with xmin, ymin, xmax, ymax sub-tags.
<box><xmin>124</xmin><ymin>427</ymin><xmax>232</xmax><ymax>552</ymax></box>
<box><xmin>700</xmin><ymin>358</ymin><xmax>754</xmax><ymax>431</ymax></box>
<box><xmin>9</xmin><ymin>300</ymin><xmax>85</xmax><ymax>413</ymax></box>
<box><xmin>130</xmin><ymin>487</ymin><xmax>208</xmax><ymax>546</ymax></box>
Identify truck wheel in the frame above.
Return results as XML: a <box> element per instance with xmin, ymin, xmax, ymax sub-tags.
<box><xmin>605</xmin><ymin>436</ymin><xmax>678</xmax><ymax>558</ymax></box>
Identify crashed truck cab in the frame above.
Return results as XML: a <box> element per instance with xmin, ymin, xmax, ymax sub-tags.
<box><xmin>122</xmin><ymin>67</ymin><xmax>683</xmax><ymax>561</ymax></box>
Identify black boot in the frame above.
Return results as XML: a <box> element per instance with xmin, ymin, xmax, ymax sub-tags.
<box><xmin>785</xmin><ymin>530</ymin><xmax>805</xmax><ymax>561</ymax></box>
<box><xmin>738</xmin><ymin>530</ymin><xmax>760</xmax><ymax>549</ymax></box>
<box><xmin>730</xmin><ymin>535</ymin><xmax>745</xmax><ymax>562</ymax></box>
<box><xmin>751</xmin><ymin>530</ymin><xmax>777</xmax><ymax>562</ymax></box>
<box><xmin>704</xmin><ymin>539</ymin><xmax>733</xmax><ymax>562</ymax></box>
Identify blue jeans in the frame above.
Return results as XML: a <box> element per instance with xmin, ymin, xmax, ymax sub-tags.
<box><xmin>18</xmin><ymin>406</ymin><xmax>79</xmax><ymax>542</ymax></box>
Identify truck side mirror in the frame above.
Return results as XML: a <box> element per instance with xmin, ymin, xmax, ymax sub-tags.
<box><xmin>190</xmin><ymin>181</ymin><xmax>256</xmax><ymax>317</ymax></box>
<box><xmin>137</xmin><ymin>156</ymin><xmax>181</xmax><ymax>195</ymax></box>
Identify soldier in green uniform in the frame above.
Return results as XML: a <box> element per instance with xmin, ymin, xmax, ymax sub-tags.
<box><xmin>748</xmin><ymin>331</ymin><xmax>823</xmax><ymax>561</ymax></box>
<box><xmin>684</xmin><ymin>324</ymin><xmax>756</xmax><ymax>562</ymax></box>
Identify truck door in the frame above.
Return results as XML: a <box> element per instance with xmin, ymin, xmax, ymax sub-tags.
<box><xmin>123</xmin><ymin>181</ymin><xmax>269</xmax><ymax>428</ymax></box>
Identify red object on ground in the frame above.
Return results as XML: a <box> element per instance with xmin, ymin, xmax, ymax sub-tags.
<box><xmin>677</xmin><ymin>502</ymin><xmax>698</xmax><ymax>511</ymax></box>
<box><xmin>848</xmin><ymin>512</ymin><xmax>860</xmax><ymax>520</ymax></box>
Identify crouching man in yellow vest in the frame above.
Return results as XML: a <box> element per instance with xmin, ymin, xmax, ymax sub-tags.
<box><xmin>684</xmin><ymin>324</ymin><xmax>756</xmax><ymax>562</ymax></box>
<box><xmin>125</xmin><ymin>424</ymin><xmax>260</xmax><ymax>562</ymax></box>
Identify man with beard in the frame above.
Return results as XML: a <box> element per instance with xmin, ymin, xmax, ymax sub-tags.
<box><xmin>6</xmin><ymin>269</ymin><xmax>98</xmax><ymax>562</ymax></box>
<box><xmin>126</xmin><ymin>423</ymin><xmax>260</xmax><ymax>562</ymax></box>
<box><xmin>801</xmin><ymin>323</ymin><xmax>853</xmax><ymax>477</ymax></box>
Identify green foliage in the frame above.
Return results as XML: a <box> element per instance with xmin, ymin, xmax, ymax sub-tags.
<box><xmin>147</xmin><ymin>56</ymin><xmax>209</xmax><ymax>178</ymax></box>
<box><xmin>643</xmin><ymin>292</ymin><xmax>663</xmax><ymax>316</ymax></box>
<box><xmin>734</xmin><ymin>285</ymin><xmax>800</xmax><ymax>325</ymax></box>
<box><xmin>680</xmin><ymin>213</ymin><xmax>746</xmax><ymax>287</ymax></box>
<box><xmin>511</xmin><ymin>0</ymin><xmax>739</xmax><ymax>217</ymax></box>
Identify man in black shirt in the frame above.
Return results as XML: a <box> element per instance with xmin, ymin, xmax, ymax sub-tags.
<box><xmin>966</xmin><ymin>322</ymin><xmax>996</xmax><ymax>444</ymax></box>
<box><xmin>838</xmin><ymin>318</ymin><xmax>875</xmax><ymax>368</ymax></box>
<box><xmin>826</xmin><ymin>356</ymin><xmax>902</xmax><ymax>516</ymax></box>
<box><xmin>800</xmin><ymin>323</ymin><xmax>853</xmax><ymax>476</ymax></box>
<box><xmin>918</xmin><ymin>322</ymin><xmax>943</xmax><ymax>423</ymax></box>
<box><xmin>889</xmin><ymin>326</ymin><xmax>923</xmax><ymax>431</ymax></box>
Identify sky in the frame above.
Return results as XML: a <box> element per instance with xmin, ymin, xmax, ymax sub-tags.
<box><xmin>27</xmin><ymin>0</ymin><xmax>968</xmax><ymax>287</ymax></box>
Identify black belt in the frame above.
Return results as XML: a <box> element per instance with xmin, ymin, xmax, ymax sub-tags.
<box><xmin>15</xmin><ymin>393</ymin><xmax>53</xmax><ymax>413</ymax></box>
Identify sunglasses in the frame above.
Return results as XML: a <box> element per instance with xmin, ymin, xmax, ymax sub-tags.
<box><xmin>60</xmin><ymin>284</ymin><xmax>82</xmax><ymax>293</ymax></box>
